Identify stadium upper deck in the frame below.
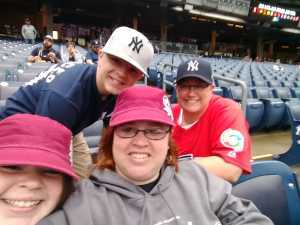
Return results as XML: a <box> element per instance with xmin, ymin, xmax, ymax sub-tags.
<box><xmin>0</xmin><ymin>0</ymin><xmax>299</xmax><ymax>62</ymax></box>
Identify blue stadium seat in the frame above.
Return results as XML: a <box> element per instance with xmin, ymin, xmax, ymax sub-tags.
<box><xmin>82</xmin><ymin>120</ymin><xmax>103</xmax><ymax>155</ymax></box>
<box><xmin>252</xmin><ymin>79</ymin><xmax>267</xmax><ymax>87</ymax></box>
<box><xmin>0</xmin><ymin>99</ymin><xmax>5</xmax><ymax>111</ymax></box>
<box><xmin>267</xmin><ymin>79</ymin><xmax>282</xmax><ymax>87</ymax></box>
<box><xmin>293</xmin><ymin>81</ymin><xmax>300</xmax><ymax>87</ymax></box>
<box><xmin>0</xmin><ymin>84</ymin><xmax>19</xmax><ymax>100</ymax></box>
<box><xmin>272</xmin><ymin>87</ymin><xmax>300</xmax><ymax>128</ymax></box>
<box><xmin>290</xmin><ymin>88</ymin><xmax>300</xmax><ymax>99</ymax></box>
<box><xmin>147</xmin><ymin>67</ymin><xmax>160</xmax><ymax>86</ymax></box>
<box><xmin>252</xmin><ymin>87</ymin><xmax>285</xmax><ymax>129</ymax></box>
<box><xmin>281</xmin><ymin>80</ymin><xmax>293</xmax><ymax>87</ymax></box>
<box><xmin>272</xmin><ymin>87</ymin><xmax>298</xmax><ymax>102</ymax></box>
<box><xmin>274</xmin><ymin>101</ymin><xmax>300</xmax><ymax>166</ymax></box>
<box><xmin>233</xmin><ymin>160</ymin><xmax>300</xmax><ymax>225</ymax></box>
<box><xmin>228</xmin><ymin>86</ymin><xmax>264</xmax><ymax>130</ymax></box>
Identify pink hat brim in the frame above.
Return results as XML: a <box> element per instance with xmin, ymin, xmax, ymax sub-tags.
<box><xmin>110</xmin><ymin>107</ymin><xmax>175</xmax><ymax>127</ymax></box>
<box><xmin>0</xmin><ymin>147</ymin><xmax>79</xmax><ymax>180</ymax></box>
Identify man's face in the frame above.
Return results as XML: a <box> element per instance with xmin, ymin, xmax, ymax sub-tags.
<box><xmin>0</xmin><ymin>165</ymin><xmax>64</xmax><ymax>225</ymax></box>
<box><xmin>176</xmin><ymin>77</ymin><xmax>213</xmax><ymax>115</ymax></box>
<box><xmin>67</xmin><ymin>44</ymin><xmax>75</xmax><ymax>53</ymax></box>
<box><xmin>43</xmin><ymin>39</ymin><xmax>53</xmax><ymax>49</ymax></box>
<box><xmin>96</xmin><ymin>52</ymin><xmax>143</xmax><ymax>95</ymax></box>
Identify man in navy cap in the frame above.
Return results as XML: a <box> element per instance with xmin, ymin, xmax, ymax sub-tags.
<box><xmin>85</xmin><ymin>39</ymin><xmax>102</xmax><ymax>64</ymax></box>
<box><xmin>172</xmin><ymin>58</ymin><xmax>251</xmax><ymax>183</ymax></box>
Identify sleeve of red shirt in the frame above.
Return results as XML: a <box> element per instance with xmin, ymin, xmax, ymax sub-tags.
<box><xmin>209</xmin><ymin>98</ymin><xmax>252</xmax><ymax>173</ymax></box>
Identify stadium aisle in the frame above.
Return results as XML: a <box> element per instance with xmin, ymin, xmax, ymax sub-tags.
<box><xmin>251</xmin><ymin>130</ymin><xmax>300</xmax><ymax>175</ymax></box>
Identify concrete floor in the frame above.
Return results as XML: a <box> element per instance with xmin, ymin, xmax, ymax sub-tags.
<box><xmin>251</xmin><ymin>130</ymin><xmax>300</xmax><ymax>176</ymax></box>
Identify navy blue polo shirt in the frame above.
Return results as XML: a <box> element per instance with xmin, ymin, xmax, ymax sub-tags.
<box><xmin>0</xmin><ymin>63</ymin><xmax>115</xmax><ymax>134</ymax></box>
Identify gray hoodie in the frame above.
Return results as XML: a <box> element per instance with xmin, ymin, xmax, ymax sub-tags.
<box><xmin>38</xmin><ymin>160</ymin><xmax>273</xmax><ymax>225</ymax></box>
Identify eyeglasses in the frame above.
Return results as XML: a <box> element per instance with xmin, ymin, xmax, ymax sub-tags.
<box><xmin>115</xmin><ymin>125</ymin><xmax>170</xmax><ymax>140</ymax></box>
<box><xmin>177</xmin><ymin>83</ymin><xmax>209</xmax><ymax>92</ymax></box>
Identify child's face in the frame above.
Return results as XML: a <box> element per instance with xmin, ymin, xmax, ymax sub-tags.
<box><xmin>0</xmin><ymin>165</ymin><xmax>64</xmax><ymax>225</ymax></box>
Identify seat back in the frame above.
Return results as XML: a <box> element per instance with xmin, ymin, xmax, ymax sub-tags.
<box><xmin>273</xmin><ymin>87</ymin><xmax>292</xmax><ymax>99</ymax></box>
<box><xmin>286</xmin><ymin>101</ymin><xmax>300</xmax><ymax>121</ymax></box>
<box><xmin>82</xmin><ymin>120</ymin><xmax>103</xmax><ymax>154</ymax></box>
<box><xmin>0</xmin><ymin>99</ymin><xmax>5</xmax><ymax>111</ymax></box>
<box><xmin>291</xmin><ymin>88</ymin><xmax>300</xmax><ymax>98</ymax></box>
<box><xmin>233</xmin><ymin>160</ymin><xmax>300</xmax><ymax>225</ymax></box>
<box><xmin>253</xmin><ymin>87</ymin><xmax>273</xmax><ymax>98</ymax></box>
<box><xmin>0</xmin><ymin>85</ymin><xmax>19</xmax><ymax>100</ymax></box>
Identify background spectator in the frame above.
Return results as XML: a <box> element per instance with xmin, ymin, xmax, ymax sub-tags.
<box><xmin>28</xmin><ymin>35</ymin><xmax>61</xmax><ymax>63</ymax></box>
<box><xmin>85</xmin><ymin>39</ymin><xmax>101</xmax><ymax>64</ymax></box>
<box><xmin>62</xmin><ymin>41</ymin><xmax>83</xmax><ymax>63</ymax></box>
<box><xmin>21</xmin><ymin>17</ymin><xmax>37</xmax><ymax>44</ymax></box>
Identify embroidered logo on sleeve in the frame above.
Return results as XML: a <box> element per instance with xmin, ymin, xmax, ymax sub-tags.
<box><xmin>162</xmin><ymin>95</ymin><xmax>174</xmax><ymax>121</ymax></box>
<box><xmin>220</xmin><ymin>128</ymin><xmax>244</xmax><ymax>158</ymax></box>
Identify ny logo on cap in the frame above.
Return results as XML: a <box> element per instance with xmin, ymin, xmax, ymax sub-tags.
<box><xmin>187</xmin><ymin>60</ymin><xmax>199</xmax><ymax>72</ymax></box>
<box><xmin>128</xmin><ymin>36</ymin><xmax>144</xmax><ymax>53</ymax></box>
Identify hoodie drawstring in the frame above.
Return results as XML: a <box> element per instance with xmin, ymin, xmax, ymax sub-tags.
<box><xmin>157</xmin><ymin>184</ymin><xmax>180</xmax><ymax>225</ymax></box>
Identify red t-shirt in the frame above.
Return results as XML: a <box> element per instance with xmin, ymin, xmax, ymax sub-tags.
<box><xmin>172</xmin><ymin>95</ymin><xmax>252</xmax><ymax>173</ymax></box>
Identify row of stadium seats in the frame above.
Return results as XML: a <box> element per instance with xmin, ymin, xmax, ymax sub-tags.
<box><xmin>227</xmin><ymin>86</ymin><xmax>300</xmax><ymax>131</ymax></box>
<box><xmin>148</xmin><ymin>53</ymin><xmax>300</xmax><ymax>88</ymax></box>
<box><xmin>233</xmin><ymin>160</ymin><xmax>300</xmax><ymax>225</ymax></box>
<box><xmin>147</xmin><ymin>53</ymin><xmax>300</xmax><ymax>132</ymax></box>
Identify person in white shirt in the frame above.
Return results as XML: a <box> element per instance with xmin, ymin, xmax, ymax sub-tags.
<box><xmin>21</xmin><ymin>18</ymin><xmax>37</xmax><ymax>44</ymax></box>
<box><xmin>62</xmin><ymin>41</ymin><xmax>83</xmax><ymax>63</ymax></box>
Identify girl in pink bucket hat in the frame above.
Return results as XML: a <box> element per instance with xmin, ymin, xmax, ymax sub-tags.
<box><xmin>0</xmin><ymin>114</ymin><xmax>78</xmax><ymax>225</ymax></box>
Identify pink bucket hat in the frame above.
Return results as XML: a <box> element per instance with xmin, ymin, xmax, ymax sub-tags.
<box><xmin>110</xmin><ymin>85</ymin><xmax>175</xmax><ymax>127</ymax></box>
<box><xmin>0</xmin><ymin>114</ymin><xmax>79</xmax><ymax>180</ymax></box>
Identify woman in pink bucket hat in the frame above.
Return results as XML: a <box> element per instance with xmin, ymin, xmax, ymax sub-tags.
<box><xmin>38</xmin><ymin>86</ymin><xmax>273</xmax><ymax>225</ymax></box>
<box><xmin>0</xmin><ymin>114</ymin><xmax>78</xmax><ymax>225</ymax></box>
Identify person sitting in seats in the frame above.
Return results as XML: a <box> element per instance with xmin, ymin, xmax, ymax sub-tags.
<box><xmin>62</xmin><ymin>41</ymin><xmax>83</xmax><ymax>63</ymax></box>
<box><xmin>85</xmin><ymin>39</ymin><xmax>101</xmax><ymax>64</ymax></box>
<box><xmin>172</xmin><ymin>59</ymin><xmax>252</xmax><ymax>183</ymax></box>
<box><xmin>28</xmin><ymin>35</ymin><xmax>61</xmax><ymax>64</ymax></box>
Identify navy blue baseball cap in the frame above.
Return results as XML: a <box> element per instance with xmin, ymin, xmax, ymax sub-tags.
<box><xmin>176</xmin><ymin>59</ymin><xmax>213</xmax><ymax>84</ymax></box>
<box><xmin>91</xmin><ymin>39</ymin><xmax>101</xmax><ymax>47</ymax></box>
